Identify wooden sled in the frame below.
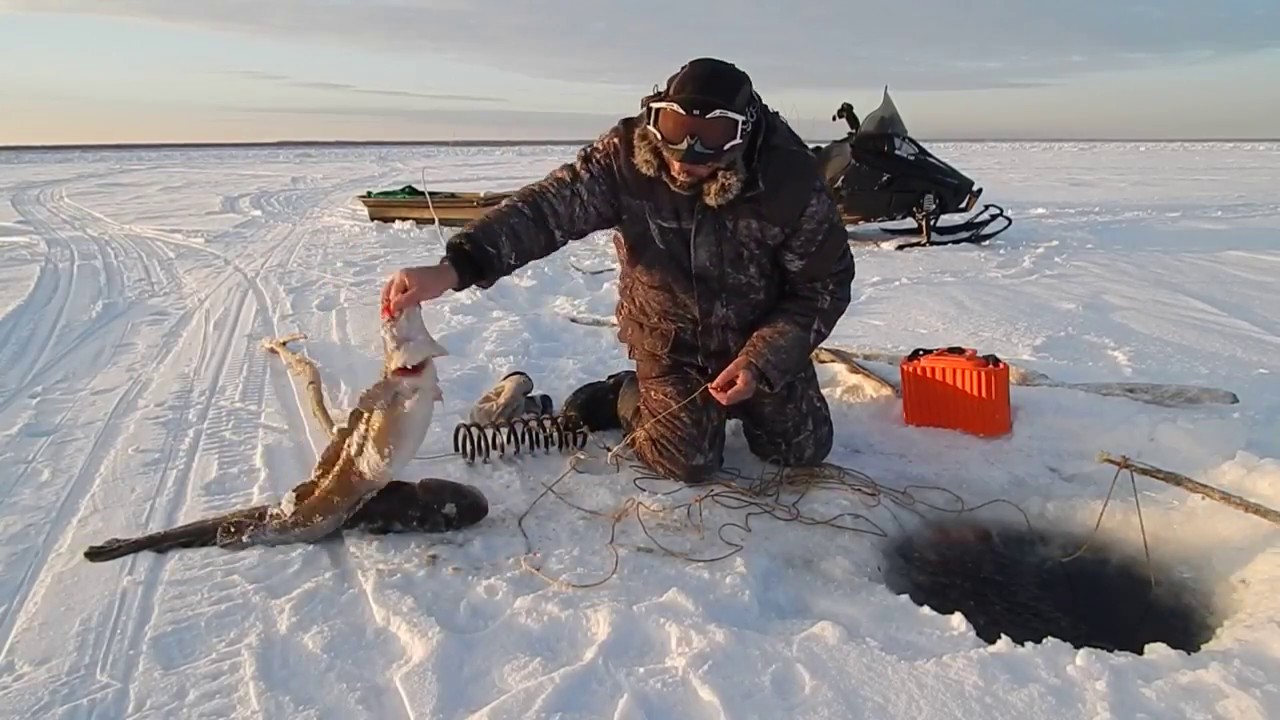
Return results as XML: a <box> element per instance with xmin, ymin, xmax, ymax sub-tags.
<box><xmin>358</xmin><ymin>189</ymin><xmax>515</xmax><ymax>226</ymax></box>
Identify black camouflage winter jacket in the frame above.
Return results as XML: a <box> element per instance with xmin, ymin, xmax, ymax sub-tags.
<box><xmin>443</xmin><ymin>106</ymin><xmax>856</xmax><ymax>392</ymax></box>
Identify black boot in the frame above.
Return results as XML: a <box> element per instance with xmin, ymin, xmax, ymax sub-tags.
<box><xmin>561</xmin><ymin>370</ymin><xmax>635</xmax><ymax>432</ymax></box>
<box><xmin>520</xmin><ymin>393</ymin><xmax>554</xmax><ymax>417</ymax></box>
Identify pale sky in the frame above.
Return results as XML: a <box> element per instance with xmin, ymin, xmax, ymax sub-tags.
<box><xmin>2</xmin><ymin>1</ymin><xmax>1278</xmax><ymax>145</ymax></box>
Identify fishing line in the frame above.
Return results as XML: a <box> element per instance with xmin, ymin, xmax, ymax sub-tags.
<box><xmin>421</xmin><ymin>165</ymin><xmax>446</xmax><ymax>246</ymax></box>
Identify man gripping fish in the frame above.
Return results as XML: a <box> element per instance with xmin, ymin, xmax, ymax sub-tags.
<box><xmin>83</xmin><ymin>301</ymin><xmax>488</xmax><ymax>561</ymax></box>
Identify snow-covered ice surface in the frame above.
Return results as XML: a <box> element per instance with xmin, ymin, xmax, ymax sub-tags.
<box><xmin>0</xmin><ymin>141</ymin><xmax>1277</xmax><ymax>719</ymax></box>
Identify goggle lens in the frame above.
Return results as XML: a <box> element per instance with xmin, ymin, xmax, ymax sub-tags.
<box><xmin>652</xmin><ymin>108</ymin><xmax>740</xmax><ymax>149</ymax></box>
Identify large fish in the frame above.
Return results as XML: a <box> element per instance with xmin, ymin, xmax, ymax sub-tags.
<box><xmin>222</xmin><ymin>301</ymin><xmax>449</xmax><ymax>548</ymax></box>
<box><xmin>83</xmin><ymin>301</ymin><xmax>474</xmax><ymax>560</ymax></box>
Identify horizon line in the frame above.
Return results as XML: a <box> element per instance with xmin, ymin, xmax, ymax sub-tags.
<box><xmin>3</xmin><ymin>137</ymin><xmax>1279</xmax><ymax>152</ymax></box>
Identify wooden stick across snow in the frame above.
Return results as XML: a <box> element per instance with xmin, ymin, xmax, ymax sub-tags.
<box><xmin>1098</xmin><ymin>452</ymin><xmax>1280</xmax><ymax>527</ymax></box>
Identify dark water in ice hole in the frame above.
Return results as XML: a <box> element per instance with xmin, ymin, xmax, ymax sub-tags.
<box><xmin>880</xmin><ymin>517</ymin><xmax>1221</xmax><ymax>654</ymax></box>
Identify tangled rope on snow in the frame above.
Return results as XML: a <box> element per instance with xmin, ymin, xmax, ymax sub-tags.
<box><xmin>512</xmin><ymin>440</ymin><xmax>1034</xmax><ymax>590</ymax></box>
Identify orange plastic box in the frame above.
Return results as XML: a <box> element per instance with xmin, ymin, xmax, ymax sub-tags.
<box><xmin>899</xmin><ymin>346</ymin><xmax>1012</xmax><ymax>438</ymax></box>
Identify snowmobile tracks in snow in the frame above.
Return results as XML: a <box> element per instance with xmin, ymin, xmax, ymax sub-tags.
<box><xmin>0</xmin><ymin>183</ymin><xmax>189</xmax><ymax>415</ymax></box>
<box><xmin>0</xmin><ymin>225</ymin><xmax>291</xmax><ymax>711</ymax></box>
<box><xmin>0</xmin><ymin>176</ymin><xmax>417</xmax><ymax>717</ymax></box>
<box><xmin>0</xmin><ymin>252</ymin><xmax>253</xmax><ymax>710</ymax></box>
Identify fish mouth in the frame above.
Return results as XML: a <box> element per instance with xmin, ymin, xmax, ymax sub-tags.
<box><xmin>392</xmin><ymin>360</ymin><xmax>428</xmax><ymax>377</ymax></box>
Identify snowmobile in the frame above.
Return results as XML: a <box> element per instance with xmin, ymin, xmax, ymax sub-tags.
<box><xmin>811</xmin><ymin>87</ymin><xmax>1011</xmax><ymax>249</ymax></box>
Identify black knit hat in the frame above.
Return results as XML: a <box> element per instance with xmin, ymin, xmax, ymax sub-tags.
<box><xmin>662</xmin><ymin>58</ymin><xmax>754</xmax><ymax>114</ymax></box>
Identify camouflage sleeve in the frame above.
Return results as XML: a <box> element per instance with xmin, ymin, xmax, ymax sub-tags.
<box><xmin>443</xmin><ymin>126</ymin><xmax>624</xmax><ymax>290</ymax></box>
<box><xmin>737</xmin><ymin>179</ymin><xmax>855</xmax><ymax>391</ymax></box>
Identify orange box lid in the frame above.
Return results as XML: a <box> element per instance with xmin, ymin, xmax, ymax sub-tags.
<box><xmin>902</xmin><ymin>346</ymin><xmax>1006</xmax><ymax>370</ymax></box>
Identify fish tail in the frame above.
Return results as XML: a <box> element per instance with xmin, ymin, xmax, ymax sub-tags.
<box><xmin>84</xmin><ymin>506</ymin><xmax>273</xmax><ymax>562</ymax></box>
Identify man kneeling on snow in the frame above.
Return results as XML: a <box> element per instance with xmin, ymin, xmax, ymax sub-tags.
<box><xmin>381</xmin><ymin>57</ymin><xmax>855</xmax><ymax>483</ymax></box>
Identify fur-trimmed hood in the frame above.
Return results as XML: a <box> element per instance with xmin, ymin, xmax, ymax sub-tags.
<box><xmin>630</xmin><ymin>121</ymin><xmax>747</xmax><ymax>207</ymax></box>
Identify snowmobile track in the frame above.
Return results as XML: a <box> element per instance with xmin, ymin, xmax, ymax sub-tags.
<box><xmin>0</xmin><ymin>182</ymin><xmax>192</xmax><ymax>417</ymax></box>
<box><xmin>0</xmin><ymin>178</ymin><xmax>347</xmax><ymax>716</ymax></box>
<box><xmin>0</xmin><ymin>186</ymin><xmax>84</xmax><ymax>401</ymax></box>
<box><xmin>100</xmin><ymin>279</ymin><xmax>261</xmax><ymax>718</ymax></box>
<box><xmin>0</xmin><ymin>265</ymin><xmax>245</xmax><ymax>707</ymax></box>
<box><xmin>53</xmin><ymin>188</ymin><xmax>186</xmax><ymax>298</ymax></box>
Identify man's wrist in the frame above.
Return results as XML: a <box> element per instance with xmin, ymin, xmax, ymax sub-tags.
<box><xmin>436</xmin><ymin>257</ymin><xmax>460</xmax><ymax>289</ymax></box>
<box><xmin>736</xmin><ymin>351</ymin><xmax>777</xmax><ymax>393</ymax></box>
<box><xmin>441</xmin><ymin>243</ymin><xmax>482</xmax><ymax>291</ymax></box>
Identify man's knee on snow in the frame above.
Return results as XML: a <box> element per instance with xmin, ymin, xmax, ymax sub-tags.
<box><xmin>619</xmin><ymin>368</ymin><xmax>725</xmax><ymax>483</ymax></box>
<box><xmin>742</xmin><ymin>418</ymin><xmax>833</xmax><ymax>467</ymax></box>
<box><xmin>633</xmin><ymin>442</ymin><xmax>721</xmax><ymax>483</ymax></box>
<box><xmin>737</xmin><ymin>364</ymin><xmax>835</xmax><ymax>468</ymax></box>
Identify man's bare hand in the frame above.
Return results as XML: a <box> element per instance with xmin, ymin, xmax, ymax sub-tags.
<box><xmin>708</xmin><ymin>356</ymin><xmax>759</xmax><ymax>406</ymax></box>
<box><xmin>380</xmin><ymin>263</ymin><xmax>459</xmax><ymax>317</ymax></box>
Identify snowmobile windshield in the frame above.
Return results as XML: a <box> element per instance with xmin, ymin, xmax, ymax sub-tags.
<box><xmin>645</xmin><ymin>101</ymin><xmax>747</xmax><ymax>164</ymax></box>
<box><xmin>858</xmin><ymin>89</ymin><xmax>909</xmax><ymax>138</ymax></box>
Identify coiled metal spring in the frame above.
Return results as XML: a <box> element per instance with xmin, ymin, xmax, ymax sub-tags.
<box><xmin>452</xmin><ymin>414</ymin><xmax>590</xmax><ymax>464</ymax></box>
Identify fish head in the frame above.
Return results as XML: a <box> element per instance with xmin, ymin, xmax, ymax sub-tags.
<box><xmin>380</xmin><ymin>301</ymin><xmax>448</xmax><ymax>392</ymax></box>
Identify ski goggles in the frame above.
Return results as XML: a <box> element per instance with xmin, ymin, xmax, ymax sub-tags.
<box><xmin>644</xmin><ymin>101</ymin><xmax>749</xmax><ymax>164</ymax></box>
